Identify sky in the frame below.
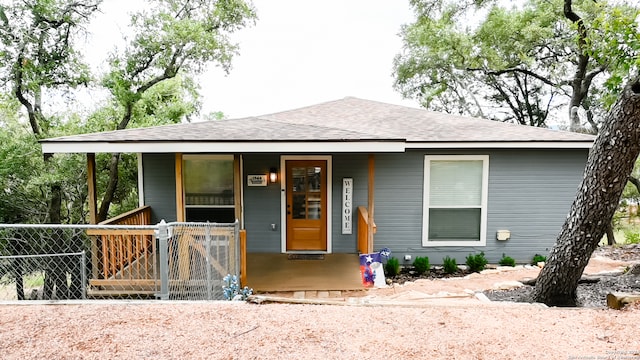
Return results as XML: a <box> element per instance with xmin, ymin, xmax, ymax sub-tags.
<box><xmin>88</xmin><ymin>0</ymin><xmax>420</xmax><ymax>119</ymax></box>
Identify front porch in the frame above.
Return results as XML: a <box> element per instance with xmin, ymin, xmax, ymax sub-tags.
<box><xmin>82</xmin><ymin>204</ymin><xmax>376</xmax><ymax>298</ymax></box>
<box><xmin>246</xmin><ymin>253</ymin><xmax>363</xmax><ymax>292</ymax></box>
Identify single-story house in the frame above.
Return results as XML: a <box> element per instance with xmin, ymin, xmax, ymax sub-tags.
<box><xmin>40</xmin><ymin>97</ymin><xmax>594</xmax><ymax>291</ymax></box>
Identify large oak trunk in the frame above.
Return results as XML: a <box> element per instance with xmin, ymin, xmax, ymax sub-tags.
<box><xmin>533</xmin><ymin>78</ymin><xmax>640</xmax><ymax>306</ymax></box>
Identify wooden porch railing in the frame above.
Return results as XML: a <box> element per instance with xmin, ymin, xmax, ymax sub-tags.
<box><xmin>87</xmin><ymin>206</ymin><xmax>156</xmax><ymax>290</ymax></box>
<box><xmin>357</xmin><ymin>206</ymin><xmax>377</xmax><ymax>254</ymax></box>
<box><xmin>98</xmin><ymin>205</ymin><xmax>152</xmax><ymax>226</ymax></box>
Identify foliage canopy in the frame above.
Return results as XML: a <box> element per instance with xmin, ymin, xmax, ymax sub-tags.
<box><xmin>394</xmin><ymin>0</ymin><xmax>640</xmax><ymax>130</ymax></box>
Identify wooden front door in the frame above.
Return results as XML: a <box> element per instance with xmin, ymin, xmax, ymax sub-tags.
<box><xmin>286</xmin><ymin>160</ymin><xmax>327</xmax><ymax>251</ymax></box>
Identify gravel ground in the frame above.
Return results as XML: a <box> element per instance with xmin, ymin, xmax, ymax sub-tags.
<box><xmin>1</xmin><ymin>301</ymin><xmax>640</xmax><ymax>359</ymax></box>
<box><xmin>1</xmin><ymin>245</ymin><xmax>639</xmax><ymax>359</ymax></box>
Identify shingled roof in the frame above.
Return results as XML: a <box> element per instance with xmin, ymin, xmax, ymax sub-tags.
<box><xmin>40</xmin><ymin>97</ymin><xmax>595</xmax><ymax>154</ymax></box>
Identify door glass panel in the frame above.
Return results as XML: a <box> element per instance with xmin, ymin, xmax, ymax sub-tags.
<box><xmin>290</xmin><ymin>165</ymin><xmax>322</xmax><ymax>220</ymax></box>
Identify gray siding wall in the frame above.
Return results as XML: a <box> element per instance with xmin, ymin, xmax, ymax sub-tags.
<box><xmin>373</xmin><ymin>149</ymin><xmax>588</xmax><ymax>265</ymax></box>
<box><xmin>142</xmin><ymin>153</ymin><xmax>177</xmax><ymax>223</ymax></box>
<box><xmin>243</xmin><ymin>154</ymin><xmax>282</xmax><ymax>252</ymax></box>
<box><xmin>331</xmin><ymin>154</ymin><xmax>369</xmax><ymax>252</ymax></box>
<box><xmin>142</xmin><ymin>149</ymin><xmax>587</xmax><ymax>264</ymax></box>
<box><xmin>242</xmin><ymin>154</ymin><xmax>369</xmax><ymax>253</ymax></box>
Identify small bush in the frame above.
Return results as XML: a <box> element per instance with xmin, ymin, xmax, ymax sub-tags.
<box><xmin>498</xmin><ymin>254</ymin><xmax>516</xmax><ymax>267</ymax></box>
<box><xmin>624</xmin><ymin>230</ymin><xmax>640</xmax><ymax>245</ymax></box>
<box><xmin>531</xmin><ymin>254</ymin><xmax>547</xmax><ymax>265</ymax></box>
<box><xmin>465</xmin><ymin>252</ymin><xmax>488</xmax><ymax>273</ymax></box>
<box><xmin>384</xmin><ymin>257</ymin><xmax>400</xmax><ymax>276</ymax></box>
<box><xmin>222</xmin><ymin>274</ymin><xmax>253</xmax><ymax>301</ymax></box>
<box><xmin>413</xmin><ymin>256</ymin><xmax>430</xmax><ymax>274</ymax></box>
<box><xmin>443</xmin><ymin>256</ymin><xmax>458</xmax><ymax>274</ymax></box>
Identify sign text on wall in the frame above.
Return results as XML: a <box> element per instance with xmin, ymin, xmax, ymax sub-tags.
<box><xmin>342</xmin><ymin>178</ymin><xmax>353</xmax><ymax>234</ymax></box>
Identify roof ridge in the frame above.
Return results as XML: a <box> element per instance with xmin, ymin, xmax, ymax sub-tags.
<box><xmin>253</xmin><ymin>115</ymin><xmax>387</xmax><ymax>138</ymax></box>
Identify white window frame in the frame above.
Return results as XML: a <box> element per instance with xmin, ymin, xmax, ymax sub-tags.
<box><xmin>422</xmin><ymin>155</ymin><xmax>489</xmax><ymax>247</ymax></box>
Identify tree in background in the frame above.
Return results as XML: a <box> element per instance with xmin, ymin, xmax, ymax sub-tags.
<box><xmin>394</xmin><ymin>0</ymin><xmax>639</xmax><ymax>131</ymax></box>
<box><xmin>0</xmin><ymin>0</ymin><xmax>256</xmax><ymax>224</ymax></box>
<box><xmin>96</xmin><ymin>0</ymin><xmax>256</xmax><ymax>222</ymax></box>
<box><xmin>0</xmin><ymin>0</ymin><xmax>102</xmax><ymax>299</ymax></box>
<box><xmin>0</xmin><ymin>0</ymin><xmax>102</xmax><ymax>223</ymax></box>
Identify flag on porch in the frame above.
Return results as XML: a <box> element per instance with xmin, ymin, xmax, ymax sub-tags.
<box><xmin>359</xmin><ymin>248</ymin><xmax>390</xmax><ymax>288</ymax></box>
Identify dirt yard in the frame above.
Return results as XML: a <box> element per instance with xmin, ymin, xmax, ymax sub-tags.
<box><xmin>1</xmin><ymin>248</ymin><xmax>639</xmax><ymax>359</ymax></box>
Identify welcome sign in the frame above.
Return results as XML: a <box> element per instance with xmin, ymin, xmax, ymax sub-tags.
<box><xmin>342</xmin><ymin>178</ymin><xmax>353</xmax><ymax>234</ymax></box>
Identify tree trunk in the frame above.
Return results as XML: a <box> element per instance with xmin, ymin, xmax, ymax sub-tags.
<box><xmin>97</xmin><ymin>153</ymin><xmax>121</xmax><ymax>223</ymax></box>
<box><xmin>533</xmin><ymin>77</ymin><xmax>640</xmax><ymax>306</ymax></box>
<box><xmin>11</xmin><ymin>236</ymin><xmax>25</xmax><ymax>301</ymax></box>
<box><xmin>606</xmin><ymin>223</ymin><xmax>616</xmax><ymax>246</ymax></box>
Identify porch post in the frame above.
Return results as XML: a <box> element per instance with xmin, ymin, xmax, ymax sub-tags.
<box><xmin>367</xmin><ymin>154</ymin><xmax>375</xmax><ymax>253</ymax></box>
<box><xmin>87</xmin><ymin>153</ymin><xmax>99</xmax><ymax>281</ymax></box>
<box><xmin>175</xmin><ymin>153</ymin><xmax>185</xmax><ymax>222</ymax></box>
<box><xmin>233</xmin><ymin>154</ymin><xmax>242</xmax><ymax>225</ymax></box>
<box><xmin>157</xmin><ymin>220</ymin><xmax>170</xmax><ymax>300</ymax></box>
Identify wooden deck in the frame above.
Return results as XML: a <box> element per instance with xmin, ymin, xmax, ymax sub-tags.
<box><xmin>245</xmin><ymin>253</ymin><xmax>364</xmax><ymax>292</ymax></box>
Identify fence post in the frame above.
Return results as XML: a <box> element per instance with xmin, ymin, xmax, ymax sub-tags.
<box><xmin>157</xmin><ymin>220</ymin><xmax>170</xmax><ymax>300</ymax></box>
<box><xmin>81</xmin><ymin>250</ymin><xmax>87</xmax><ymax>300</ymax></box>
<box><xmin>205</xmin><ymin>223</ymin><xmax>212</xmax><ymax>300</ymax></box>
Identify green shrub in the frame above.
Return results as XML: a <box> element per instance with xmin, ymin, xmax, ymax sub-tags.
<box><xmin>498</xmin><ymin>254</ymin><xmax>516</xmax><ymax>267</ymax></box>
<box><xmin>531</xmin><ymin>254</ymin><xmax>547</xmax><ymax>265</ymax></box>
<box><xmin>443</xmin><ymin>256</ymin><xmax>458</xmax><ymax>274</ymax></box>
<box><xmin>465</xmin><ymin>252</ymin><xmax>488</xmax><ymax>272</ymax></box>
<box><xmin>413</xmin><ymin>256</ymin><xmax>430</xmax><ymax>274</ymax></box>
<box><xmin>624</xmin><ymin>230</ymin><xmax>640</xmax><ymax>244</ymax></box>
<box><xmin>384</xmin><ymin>257</ymin><xmax>400</xmax><ymax>276</ymax></box>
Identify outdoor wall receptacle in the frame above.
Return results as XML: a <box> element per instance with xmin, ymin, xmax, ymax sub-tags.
<box><xmin>496</xmin><ymin>230</ymin><xmax>511</xmax><ymax>241</ymax></box>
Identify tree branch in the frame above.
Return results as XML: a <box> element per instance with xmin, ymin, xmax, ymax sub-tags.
<box><xmin>467</xmin><ymin>67</ymin><xmax>557</xmax><ymax>87</ymax></box>
<box><xmin>629</xmin><ymin>175</ymin><xmax>640</xmax><ymax>194</ymax></box>
<box><xmin>13</xmin><ymin>51</ymin><xmax>41</xmax><ymax>136</ymax></box>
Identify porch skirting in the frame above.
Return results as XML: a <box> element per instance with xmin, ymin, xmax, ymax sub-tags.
<box><xmin>245</xmin><ymin>253</ymin><xmax>363</xmax><ymax>292</ymax></box>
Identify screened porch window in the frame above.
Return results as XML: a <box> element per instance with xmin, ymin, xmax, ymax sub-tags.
<box><xmin>183</xmin><ymin>155</ymin><xmax>235</xmax><ymax>223</ymax></box>
<box><xmin>422</xmin><ymin>155</ymin><xmax>489</xmax><ymax>247</ymax></box>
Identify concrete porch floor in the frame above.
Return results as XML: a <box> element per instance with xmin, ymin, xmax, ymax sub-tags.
<box><xmin>245</xmin><ymin>253</ymin><xmax>364</xmax><ymax>292</ymax></box>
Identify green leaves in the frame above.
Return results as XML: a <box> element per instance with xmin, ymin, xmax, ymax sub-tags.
<box><xmin>103</xmin><ymin>0</ymin><xmax>255</xmax><ymax>129</ymax></box>
<box><xmin>395</xmin><ymin>0</ymin><xmax>640</xmax><ymax>129</ymax></box>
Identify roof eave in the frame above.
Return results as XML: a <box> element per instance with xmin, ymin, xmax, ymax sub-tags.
<box><xmin>405</xmin><ymin>141</ymin><xmax>594</xmax><ymax>149</ymax></box>
<box><xmin>40</xmin><ymin>140</ymin><xmax>407</xmax><ymax>154</ymax></box>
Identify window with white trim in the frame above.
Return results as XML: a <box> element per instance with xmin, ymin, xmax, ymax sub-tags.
<box><xmin>422</xmin><ymin>155</ymin><xmax>489</xmax><ymax>246</ymax></box>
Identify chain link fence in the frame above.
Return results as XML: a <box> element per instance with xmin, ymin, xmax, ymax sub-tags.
<box><xmin>0</xmin><ymin>221</ymin><xmax>239</xmax><ymax>301</ymax></box>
